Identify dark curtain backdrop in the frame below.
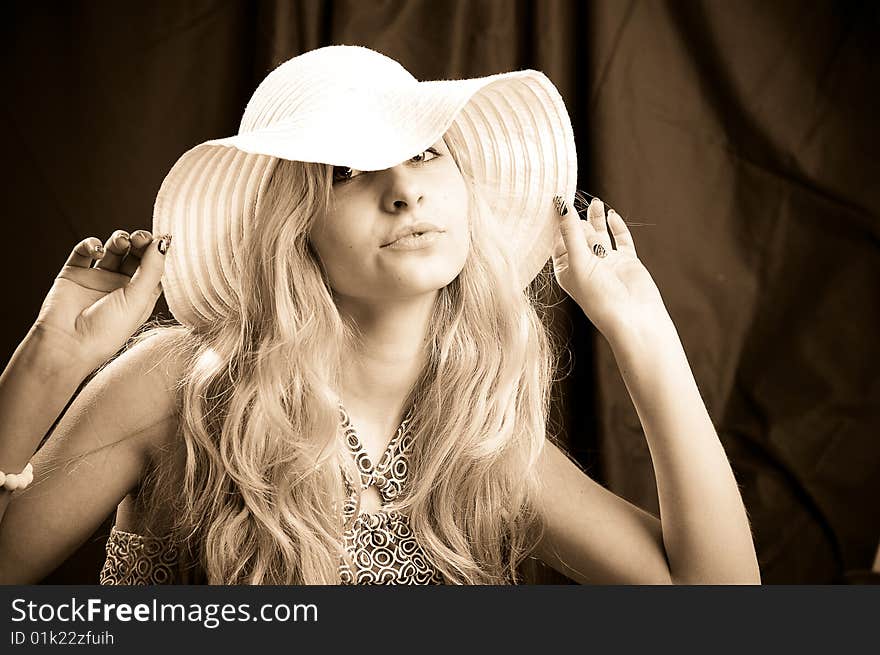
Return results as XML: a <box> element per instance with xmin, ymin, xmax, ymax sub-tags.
<box><xmin>2</xmin><ymin>1</ymin><xmax>877</xmax><ymax>584</ymax></box>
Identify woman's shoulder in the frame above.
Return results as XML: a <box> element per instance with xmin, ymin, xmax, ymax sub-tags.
<box><xmin>116</xmin><ymin>324</ymin><xmax>191</xmax><ymax>381</ymax></box>
<box><xmin>100</xmin><ymin>325</ymin><xmax>188</xmax><ymax>390</ymax></box>
<box><xmin>84</xmin><ymin>325</ymin><xmax>191</xmax><ymax>454</ymax></box>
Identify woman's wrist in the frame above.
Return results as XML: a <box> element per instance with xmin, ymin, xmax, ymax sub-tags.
<box><xmin>0</xmin><ymin>326</ymin><xmax>93</xmax><ymax>475</ymax></box>
<box><xmin>601</xmin><ymin>307</ymin><xmax>683</xmax><ymax>363</ymax></box>
<box><xmin>601</xmin><ymin>310</ymin><xmax>704</xmax><ymax>417</ymax></box>
<box><xmin>16</xmin><ymin>323</ymin><xmax>97</xmax><ymax>385</ymax></box>
<box><xmin>603</xmin><ymin>310</ymin><xmax>713</xmax><ymax>442</ymax></box>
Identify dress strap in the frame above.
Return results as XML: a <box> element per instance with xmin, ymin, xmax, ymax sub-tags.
<box><xmin>338</xmin><ymin>403</ymin><xmax>414</xmax><ymax>502</ymax></box>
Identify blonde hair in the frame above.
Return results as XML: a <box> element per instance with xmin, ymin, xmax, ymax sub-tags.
<box><xmin>137</xmin><ymin>147</ymin><xmax>558</xmax><ymax>584</ymax></box>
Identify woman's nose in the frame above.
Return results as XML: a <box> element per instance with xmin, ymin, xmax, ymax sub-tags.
<box><xmin>380</xmin><ymin>166</ymin><xmax>423</xmax><ymax>213</ymax></box>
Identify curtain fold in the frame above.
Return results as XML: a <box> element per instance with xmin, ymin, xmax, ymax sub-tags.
<box><xmin>586</xmin><ymin>0</ymin><xmax>879</xmax><ymax>582</ymax></box>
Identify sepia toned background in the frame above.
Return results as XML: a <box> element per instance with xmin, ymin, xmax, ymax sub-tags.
<box><xmin>2</xmin><ymin>0</ymin><xmax>878</xmax><ymax>583</ymax></box>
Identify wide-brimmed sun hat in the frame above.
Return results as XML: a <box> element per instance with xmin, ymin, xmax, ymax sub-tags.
<box><xmin>153</xmin><ymin>45</ymin><xmax>577</xmax><ymax>328</ymax></box>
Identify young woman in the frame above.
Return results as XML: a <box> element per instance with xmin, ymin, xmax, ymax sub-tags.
<box><xmin>0</xmin><ymin>46</ymin><xmax>760</xmax><ymax>585</ymax></box>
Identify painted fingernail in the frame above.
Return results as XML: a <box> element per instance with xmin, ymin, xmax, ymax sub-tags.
<box><xmin>93</xmin><ymin>244</ymin><xmax>105</xmax><ymax>255</ymax></box>
<box><xmin>592</xmin><ymin>243</ymin><xmax>608</xmax><ymax>258</ymax></box>
<box><xmin>553</xmin><ymin>195</ymin><xmax>569</xmax><ymax>217</ymax></box>
<box><xmin>157</xmin><ymin>235</ymin><xmax>172</xmax><ymax>255</ymax></box>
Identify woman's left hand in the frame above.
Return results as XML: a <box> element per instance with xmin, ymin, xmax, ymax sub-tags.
<box><xmin>551</xmin><ymin>197</ymin><xmax>669</xmax><ymax>344</ymax></box>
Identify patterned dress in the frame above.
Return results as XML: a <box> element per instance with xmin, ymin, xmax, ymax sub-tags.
<box><xmin>99</xmin><ymin>406</ymin><xmax>443</xmax><ymax>585</ymax></box>
<box><xmin>337</xmin><ymin>405</ymin><xmax>443</xmax><ymax>584</ymax></box>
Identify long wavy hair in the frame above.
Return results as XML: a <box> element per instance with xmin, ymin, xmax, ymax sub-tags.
<box><xmin>136</xmin><ymin>142</ymin><xmax>558</xmax><ymax>584</ymax></box>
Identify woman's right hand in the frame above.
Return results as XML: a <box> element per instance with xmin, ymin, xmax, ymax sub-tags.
<box><xmin>31</xmin><ymin>230</ymin><xmax>170</xmax><ymax>373</ymax></box>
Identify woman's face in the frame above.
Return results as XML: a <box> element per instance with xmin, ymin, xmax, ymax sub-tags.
<box><xmin>309</xmin><ymin>137</ymin><xmax>470</xmax><ymax>302</ymax></box>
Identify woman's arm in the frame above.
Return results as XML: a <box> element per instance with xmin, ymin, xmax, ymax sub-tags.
<box><xmin>538</xmin><ymin>197</ymin><xmax>760</xmax><ymax>584</ymax></box>
<box><xmin>0</xmin><ymin>328</ymin><xmax>94</xmax><ymax>524</ymax></box>
<box><xmin>534</xmin><ymin>320</ymin><xmax>759</xmax><ymax>584</ymax></box>
<box><xmin>534</xmin><ymin>440</ymin><xmax>672</xmax><ymax>584</ymax></box>
<box><xmin>0</xmin><ymin>332</ymin><xmax>181</xmax><ymax>583</ymax></box>
<box><xmin>0</xmin><ymin>231</ymin><xmax>176</xmax><ymax>582</ymax></box>
<box><xmin>1</xmin><ymin>230</ymin><xmax>165</xmax><ymax>520</ymax></box>
<box><xmin>608</xmin><ymin>316</ymin><xmax>759</xmax><ymax>584</ymax></box>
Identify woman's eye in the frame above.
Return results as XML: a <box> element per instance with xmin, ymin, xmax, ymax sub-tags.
<box><xmin>410</xmin><ymin>148</ymin><xmax>440</xmax><ymax>163</ymax></box>
<box><xmin>332</xmin><ymin>166</ymin><xmax>361</xmax><ymax>183</ymax></box>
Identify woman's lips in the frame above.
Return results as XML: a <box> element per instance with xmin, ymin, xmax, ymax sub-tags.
<box><xmin>381</xmin><ymin>230</ymin><xmax>445</xmax><ymax>251</ymax></box>
<box><xmin>381</xmin><ymin>221</ymin><xmax>445</xmax><ymax>249</ymax></box>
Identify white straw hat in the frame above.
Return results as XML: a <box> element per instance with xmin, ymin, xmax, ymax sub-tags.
<box><xmin>153</xmin><ymin>45</ymin><xmax>577</xmax><ymax>328</ymax></box>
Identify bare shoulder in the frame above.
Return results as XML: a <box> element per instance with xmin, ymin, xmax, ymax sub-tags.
<box><xmin>0</xmin><ymin>327</ymin><xmax>191</xmax><ymax>582</ymax></box>
<box><xmin>67</xmin><ymin>326</ymin><xmax>190</xmax><ymax>458</ymax></box>
<box><xmin>101</xmin><ymin>327</ymin><xmax>194</xmax><ymax>535</ymax></box>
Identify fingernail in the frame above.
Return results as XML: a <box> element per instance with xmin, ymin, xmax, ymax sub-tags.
<box><xmin>553</xmin><ymin>195</ymin><xmax>568</xmax><ymax>217</ymax></box>
<box><xmin>158</xmin><ymin>235</ymin><xmax>172</xmax><ymax>255</ymax></box>
<box><xmin>93</xmin><ymin>244</ymin><xmax>105</xmax><ymax>255</ymax></box>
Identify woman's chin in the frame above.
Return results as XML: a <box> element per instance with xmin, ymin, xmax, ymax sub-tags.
<box><xmin>387</xmin><ymin>275</ymin><xmax>459</xmax><ymax>299</ymax></box>
<box><xmin>377</xmin><ymin>260</ymin><xmax>463</xmax><ymax>296</ymax></box>
<box><xmin>362</xmin><ymin>272</ymin><xmax>460</xmax><ymax>301</ymax></box>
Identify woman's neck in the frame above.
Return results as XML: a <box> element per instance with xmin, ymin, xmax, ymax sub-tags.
<box><xmin>335</xmin><ymin>291</ymin><xmax>436</xmax><ymax>432</ymax></box>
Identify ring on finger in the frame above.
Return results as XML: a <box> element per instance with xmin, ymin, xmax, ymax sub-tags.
<box><xmin>592</xmin><ymin>243</ymin><xmax>608</xmax><ymax>258</ymax></box>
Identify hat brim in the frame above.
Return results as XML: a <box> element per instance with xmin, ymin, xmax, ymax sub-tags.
<box><xmin>153</xmin><ymin>70</ymin><xmax>576</xmax><ymax>327</ymax></box>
